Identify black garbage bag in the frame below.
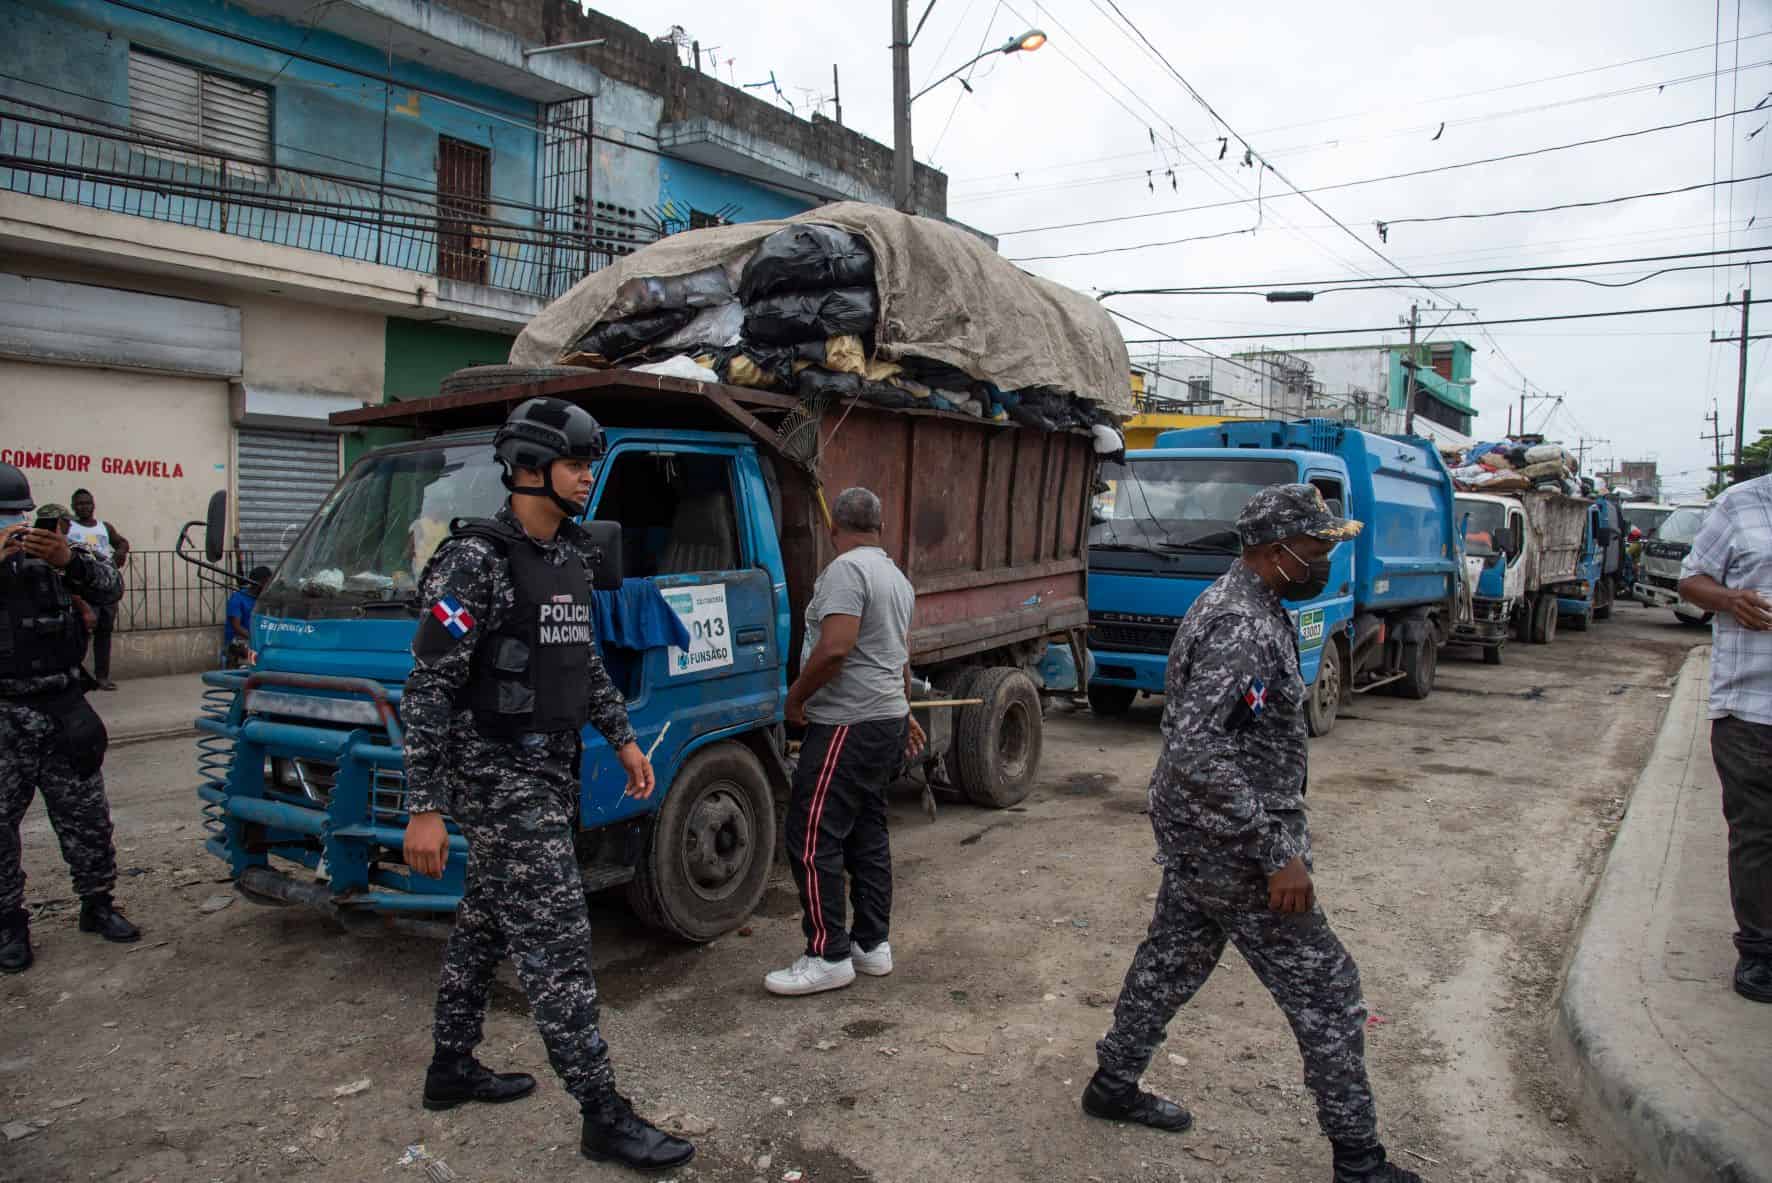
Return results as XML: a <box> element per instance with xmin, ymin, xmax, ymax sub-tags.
<box><xmin>738</xmin><ymin>224</ymin><xmax>876</xmax><ymax>302</ymax></box>
<box><xmin>744</xmin><ymin>287</ymin><xmax>878</xmax><ymax>346</ymax></box>
<box><xmin>897</xmin><ymin>355</ymin><xmax>980</xmax><ymax>393</ymax></box>
<box><xmin>705</xmin><ymin>344</ymin><xmax>799</xmax><ymax>390</ymax></box>
<box><xmin>793</xmin><ymin>366</ymin><xmax>913</xmax><ymax>409</ymax></box>
<box><xmin>570</xmin><ymin>308</ymin><xmax>697</xmax><ymax>361</ymax></box>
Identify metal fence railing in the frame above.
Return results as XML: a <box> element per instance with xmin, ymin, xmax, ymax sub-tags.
<box><xmin>1</xmin><ymin>96</ymin><xmax>658</xmax><ymax>302</ymax></box>
<box><xmin>115</xmin><ymin>550</ymin><xmax>253</xmax><ymax>634</ymax></box>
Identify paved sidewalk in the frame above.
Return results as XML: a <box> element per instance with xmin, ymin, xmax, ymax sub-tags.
<box><xmin>90</xmin><ymin>671</ymin><xmax>212</xmax><ymax>746</ymax></box>
<box><xmin>1555</xmin><ymin>648</ymin><xmax>1772</xmax><ymax>1183</ymax></box>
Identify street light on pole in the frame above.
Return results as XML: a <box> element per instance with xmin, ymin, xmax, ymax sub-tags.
<box><xmin>891</xmin><ymin>2</ymin><xmax>1046</xmax><ymax>213</ymax></box>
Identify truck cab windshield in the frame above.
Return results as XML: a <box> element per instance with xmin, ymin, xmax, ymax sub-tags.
<box><xmin>260</xmin><ymin>441</ymin><xmax>511</xmax><ymax>616</ymax></box>
<box><xmin>1656</xmin><ymin>507</ymin><xmax>1708</xmax><ymax>546</ymax></box>
<box><xmin>1090</xmin><ymin>457</ymin><xmax>1293</xmax><ymax>551</ymax></box>
<box><xmin>1457</xmin><ymin>498</ymin><xmax>1508</xmax><ymax>558</ymax></box>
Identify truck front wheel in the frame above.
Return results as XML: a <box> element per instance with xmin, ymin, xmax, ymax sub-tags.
<box><xmin>627</xmin><ymin>742</ymin><xmax>775</xmax><ymax>942</ymax></box>
<box><xmin>1086</xmin><ymin>683</ymin><xmax>1137</xmax><ymax>717</ymax></box>
<box><xmin>1532</xmin><ymin>594</ymin><xmax>1558</xmax><ymax>644</ymax></box>
<box><xmin>953</xmin><ymin>668</ymin><xmax>1043</xmax><ymax>809</ymax></box>
<box><xmin>1482</xmin><ymin>644</ymin><xmax>1503</xmax><ymax>666</ymax></box>
<box><xmin>1306</xmin><ymin>642</ymin><xmax>1342</xmax><ymax>737</ymax></box>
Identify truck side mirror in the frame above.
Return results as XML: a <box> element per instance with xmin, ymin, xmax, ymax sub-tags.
<box><xmin>205</xmin><ymin>490</ymin><xmax>228</xmax><ymax>562</ymax></box>
<box><xmin>582</xmin><ymin>520</ymin><xmax>625</xmax><ymax>591</ymax></box>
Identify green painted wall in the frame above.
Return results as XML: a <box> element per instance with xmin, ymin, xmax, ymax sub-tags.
<box><xmin>346</xmin><ymin>320</ymin><xmax>517</xmax><ymax>467</ymax></box>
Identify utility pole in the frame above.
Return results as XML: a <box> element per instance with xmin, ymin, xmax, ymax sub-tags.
<box><xmin>891</xmin><ymin>0</ymin><xmax>914</xmax><ymax>212</ymax></box>
<box><xmin>832</xmin><ymin>63</ymin><xmax>843</xmax><ymax>126</ymax></box>
<box><xmin>1573</xmin><ymin>437</ymin><xmax>1610</xmax><ymax>472</ymax></box>
<box><xmin>1403</xmin><ymin>303</ymin><xmax>1419</xmax><ymax>436</ymax></box>
<box><xmin>1701</xmin><ymin>403</ymin><xmax>1733</xmax><ymax>485</ymax></box>
<box><xmin>1709</xmin><ymin>288</ymin><xmax>1769</xmax><ymax>482</ymax></box>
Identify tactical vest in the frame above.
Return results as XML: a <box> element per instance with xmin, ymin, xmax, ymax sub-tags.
<box><xmin>0</xmin><ymin>555</ymin><xmax>86</xmax><ymax>680</ymax></box>
<box><xmin>450</xmin><ymin>519</ymin><xmax>593</xmax><ymax>739</ymax></box>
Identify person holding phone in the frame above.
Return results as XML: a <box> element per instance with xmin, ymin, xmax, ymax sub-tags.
<box><xmin>0</xmin><ymin>466</ymin><xmax>140</xmax><ymax>975</ymax></box>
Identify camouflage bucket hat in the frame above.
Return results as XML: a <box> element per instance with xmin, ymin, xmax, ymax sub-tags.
<box><xmin>1236</xmin><ymin>483</ymin><xmax>1363</xmax><ymax>548</ymax></box>
<box><xmin>33</xmin><ymin>502</ymin><xmax>71</xmax><ymax>522</ymax></box>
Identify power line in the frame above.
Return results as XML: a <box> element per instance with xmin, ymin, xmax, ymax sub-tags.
<box><xmin>996</xmin><ymin>106</ymin><xmax>1762</xmax><ymax>239</ymax></box>
<box><xmin>1379</xmin><ymin>169</ymin><xmax>1772</xmax><ymax>233</ymax></box>
<box><xmin>1099</xmin><ymin>244</ymin><xmax>1772</xmax><ymax>296</ymax></box>
<box><xmin>955</xmin><ymin>57</ymin><xmax>1772</xmax><ymax>202</ymax></box>
<box><xmin>1117</xmin><ymin>298</ymin><xmax>1772</xmax><ymax>344</ymax></box>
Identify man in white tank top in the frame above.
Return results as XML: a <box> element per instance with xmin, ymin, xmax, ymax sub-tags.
<box><xmin>68</xmin><ymin>491</ymin><xmax>129</xmax><ymax>690</ymax></box>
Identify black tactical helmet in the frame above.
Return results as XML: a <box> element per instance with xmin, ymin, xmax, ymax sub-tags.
<box><xmin>494</xmin><ymin>397</ymin><xmax>604</xmax><ymax>476</ymax></box>
<box><xmin>494</xmin><ymin>397</ymin><xmax>604</xmax><ymax>516</ymax></box>
<box><xmin>0</xmin><ymin>463</ymin><xmax>33</xmax><ymax>513</ymax></box>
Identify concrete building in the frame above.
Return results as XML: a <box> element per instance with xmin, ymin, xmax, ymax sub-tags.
<box><xmin>1133</xmin><ymin>339</ymin><xmax>1479</xmax><ymax>449</ymax></box>
<box><xmin>0</xmin><ymin>0</ymin><xmax>946</xmax><ymax>673</ymax></box>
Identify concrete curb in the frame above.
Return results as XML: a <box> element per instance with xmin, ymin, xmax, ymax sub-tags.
<box><xmin>1552</xmin><ymin>648</ymin><xmax>1770</xmax><ymax>1183</ymax></box>
<box><xmin>111</xmin><ymin>725</ymin><xmax>198</xmax><ymax>749</ymax></box>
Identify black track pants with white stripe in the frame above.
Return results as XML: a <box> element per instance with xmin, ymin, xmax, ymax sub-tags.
<box><xmin>785</xmin><ymin>717</ymin><xmax>908</xmax><ymax>962</ymax></box>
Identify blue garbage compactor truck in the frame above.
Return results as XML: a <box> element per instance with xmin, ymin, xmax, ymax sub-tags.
<box><xmin>185</xmin><ymin>371</ymin><xmax>1100</xmax><ymax>941</ymax></box>
<box><xmin>1084</xmin><ymin>419</ymin><xmax>1468</xmax><ymax>737</ymax></box>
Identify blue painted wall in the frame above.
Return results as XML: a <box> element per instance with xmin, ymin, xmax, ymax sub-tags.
<box><xmin>658</xmin><ymin>157</ymin><xmax>813</xmax><ymax>232</ymax></box>
<box><xmin>1</xmin><ymin>0</ymin><xmax>545</xmax><ymax>278</ymax></box>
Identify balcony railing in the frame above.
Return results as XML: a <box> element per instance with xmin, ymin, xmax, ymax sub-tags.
<box><xmin>0</xmin><ymin>96</ymin><xmax>658</xmax><ymax>302</ymax></box>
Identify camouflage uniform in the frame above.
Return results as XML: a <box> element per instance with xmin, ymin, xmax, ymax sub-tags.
<box><xmin>403</xmin><ymin>503</ymin><xmax>637</xmax><ymax>1105</ymax></box>
<box><xmin>1096</xmin><ymin>485</ymin><xmax>1382</xmax><ymax>1150</ymax></box>
<box><xmin>0</xmin><ymin>547</ymin><xmax>124</xmax><ymax>915</ymax></box>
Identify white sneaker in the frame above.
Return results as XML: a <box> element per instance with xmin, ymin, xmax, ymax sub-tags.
<box><xmin>764</xmin><ymin>954</ymin><xmax>856</xmax><ymax>996</ymax></box>
<box><xmin>851</xmin><ymin>940</ymin><xmax>893</xmax><ymax>977</ymax></box>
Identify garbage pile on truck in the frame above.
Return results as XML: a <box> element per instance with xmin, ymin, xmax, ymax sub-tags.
<box><xmin>507</xmin><ymin>202</ymin><xmax>1132</xmax><ymax>445</ymax></box>
<box><xmin>1443</xmin><ymin>440</ymin><xmax>1588</xmax><ymax>497</ymax></box>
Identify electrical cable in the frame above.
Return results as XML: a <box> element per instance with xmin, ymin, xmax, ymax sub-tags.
<box><xmin>1099</xmin><ymin>244</ymin><xmax>1772</xmax><ymax>296</ymax></box>
<box><xmin>1379</xmin><ymin>169</ymin><xmax>1772</xmax><ymax>232</ymax></box>
<box><xmin>955</xmin><ymin>58</ymin><xmax>1772</xmax><ymax>202</ymax></box>
<box><xmin>1117</xmin><ymin>298</ymin><xmax>1772</xmax><ymax>344</ymax></box>
<box><xmin>995</xmin><ymin>106</ymin><xmax>1764</xmax><ymax>239</ymax></box>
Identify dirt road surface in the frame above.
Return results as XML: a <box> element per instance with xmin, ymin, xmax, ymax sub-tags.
<box><xmin>2</xmin><ymin>610</ymin><xmax>1694</xmax><ymax>1182</ymax></box>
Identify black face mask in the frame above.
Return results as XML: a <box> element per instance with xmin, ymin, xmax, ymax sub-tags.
<box><xmin>1277</xmin><ymin>543</ymin><xmax>1332</xmax><ymax>602</ymax></box>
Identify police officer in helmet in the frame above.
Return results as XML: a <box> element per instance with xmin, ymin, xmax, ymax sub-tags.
<box><xmin>400</xmin><ymin>398</ymin><xmax>691</xmax><ymax>1171</ymax></box>
<box><xmin>0</xmin><ymin>463</ymin><xmax>139</xmax><ymax>974</ymax></box>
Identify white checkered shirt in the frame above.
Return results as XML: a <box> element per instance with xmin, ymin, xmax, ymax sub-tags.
<box><xmin>1682</xmin><ymin>474</ymin><xmax>1772</xmax><ymax>725</ymax></box>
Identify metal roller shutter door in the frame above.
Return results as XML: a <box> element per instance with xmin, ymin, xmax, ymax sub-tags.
<box><xmin>236</xmin><ymin>429</ymin><xmax>339</xmax><ymax>567</ymax></box>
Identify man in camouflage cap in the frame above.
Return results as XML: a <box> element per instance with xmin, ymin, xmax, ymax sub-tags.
<box><xmin>1082</xmin><ymin>484</ymin><xmax>1422</xmax><ymax>1183</ymax></box>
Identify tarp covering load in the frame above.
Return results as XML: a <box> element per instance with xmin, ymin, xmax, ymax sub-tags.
<box><xmin>509</xmin><ymin>202</ymin><xmax>1134</xmax><ymax>425</ymax></box>
<box><xmin>1444</xmin><ymin>439</ymin><xmax>1600</xmax><ymax>497</ymax></box>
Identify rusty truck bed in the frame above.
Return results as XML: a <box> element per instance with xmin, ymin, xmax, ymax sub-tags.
<box><xmin>332</xmin><ymin>370</ymin><xmax>1096</xmax><ymax>669</ymax></box>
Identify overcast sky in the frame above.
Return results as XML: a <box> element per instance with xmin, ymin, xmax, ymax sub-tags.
<box><xmin>595</xmin><ymin>0</ymin><xmax>1772</xmax><ymax>499</ymax></box>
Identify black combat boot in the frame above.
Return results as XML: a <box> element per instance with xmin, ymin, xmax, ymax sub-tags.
<box><xmin>422</xmin><ymin>1050</ymin><xmax>537</xmax><ymax>1111</ymax></box>
<box><xmin>1734</xmin><ymin>956</ymin><xmax>1772</xmax><ymax>1003</ymax></box>
<box><xmin>77</xmin><ymin>894</ymin><xmax>140</xmax><ymax>943</ymax></box>
<box><xmin>580</xmin><ymin>1092</ymin><xmax>694</xmax><ymax>1170</ymax></box>
<box><xmin>0</xmin><ymin>910</ymin><xmax>31</xmax><ymax>974</ymax></box>
<box><xmin>1080</xmin><ymin>1069</ymin><xmax>1194</xmax><ymax>1132</ymax></box>
<box><xmin>1332</xmin><ymin>1141</ymin><xmax>1423</xmax><ymax>1183</ymax></box>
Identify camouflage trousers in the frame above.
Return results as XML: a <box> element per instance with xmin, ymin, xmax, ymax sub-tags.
<box><xmin>1096</xmin><ymin>854</ymin><xmax>1378</xmax><ymax>1147</ymax></box>
<box><xmin>0</xmin><ymin>698</ymin><xmax>117</xmax><ymax>916</ymax></box>
<box><xmin>431</xmin><ymin>729</ymin><xmax>614</xmax><ymax>1104</ymax></box>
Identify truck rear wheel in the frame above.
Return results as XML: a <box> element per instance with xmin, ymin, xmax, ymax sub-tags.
<box><xmin>1086</xmin><ymin>683</ymin><xmax>1136</xmax><ymax>717</ymax></box>
<box><xmin>1396</xmin><ymin>638</ymin><xmax>1437</xmax><ymax>700</ymax></box>
<box><xmin>627</xmin><ymin>742</ymin><xmax>775</xmax><ymax>943</ymax></box>
<box><xmin>1306</xmin><ymin>641</ymin><xmax>1342</xmax><ymax>737</ymax></box>
<box><xmin>1531</xmin><ymin>594</ymin><xmax>1558</xmax><ymax>644</ymax></box>
<box><xmin>953</xmin><ymin>668</ymin><xmax>1043</xmax><ymax>809</ymax></box>
<box><xmin>1482</xmin><ymin>644</ymin><xmax>1503</xmax><ymax>666</ymax></box>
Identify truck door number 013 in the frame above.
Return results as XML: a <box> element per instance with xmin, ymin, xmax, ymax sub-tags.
<box><xmin>666</xmin><ymin>583</ymin><xmax>736</xmax><ymax>676</ymax></box>
<box><xmin>1296</xmin><ymin>608</ymin><xmax>1326</xmax><ymax>646</ymax></box>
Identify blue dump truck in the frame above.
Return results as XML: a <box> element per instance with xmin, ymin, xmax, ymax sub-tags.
<box><xmin>185</xmin><ymin>371</ymin><xmax>1098</xmax><ymax>940</ymax></box>
<box><xmin>1085</xmin><ymin>419</ymin><xmax>1464</xmax><ymax>736</ymax></box>
<box><xmin>1557</xmin><ymin>496</ymin><xmax>1619</xmax><ymax>631</ymax></box>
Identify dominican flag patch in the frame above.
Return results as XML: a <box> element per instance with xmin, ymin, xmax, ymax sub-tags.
<box><xmin>1244</xmin><ymin>677</ymin><xmax>1267</xmax><ymax>717</ymax></box>
<box><xmin>431</xmin><ymin>597</ymin><xmax>475</xmax><ymax>638</ymax></box>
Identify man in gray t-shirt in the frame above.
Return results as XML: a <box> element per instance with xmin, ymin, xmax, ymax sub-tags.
<box><xmin>766</xmin><ymin>487</ymin><xmax>925</xmax><ymax>996</ymax></box>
